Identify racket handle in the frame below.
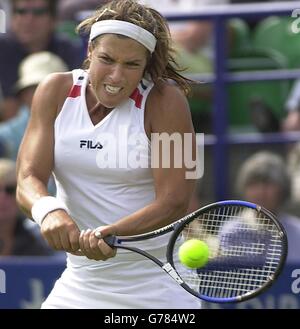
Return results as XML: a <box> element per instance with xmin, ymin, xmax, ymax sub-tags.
<box><xmin>103</xmin><ymin>235</ymin><xmax>117</xmax><ymax>247</ymax></box>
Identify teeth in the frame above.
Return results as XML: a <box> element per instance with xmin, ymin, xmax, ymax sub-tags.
<box><xmin>105</xmin><ymin>85</ymin><xmax>121</xmax><ymax>94</ymax></box>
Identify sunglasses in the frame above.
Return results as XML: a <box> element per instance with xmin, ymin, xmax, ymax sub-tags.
<box><xmin>0</xmin><ymin>185</ymin><xmax>16</xmax><ymax>196</ymax></box>
<box><xmin>14</xmin><ymin>7</ymin><xmax>49</xmax><ymax>16</ymax></box>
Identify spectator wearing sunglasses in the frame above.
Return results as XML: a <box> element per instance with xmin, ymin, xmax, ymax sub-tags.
<box><xmin>0</xmin><ymin>0</ymin><xmax>83</xmax><ymax>120</ymax></box>
<box><xmin>0</xmin><ymin>158</ymin><xmax>54</xmax><ymax>256</ymax></box>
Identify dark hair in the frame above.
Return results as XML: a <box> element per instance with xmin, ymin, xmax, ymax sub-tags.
<box><xmin>11</xmin><ymin>0</ymin><xmax>58</xmax><ymax>17</ymax></box>
<box><xmin>76</xmin><ymin>0</ymin><xmax>193</xmax><ymax>95</ymax></box>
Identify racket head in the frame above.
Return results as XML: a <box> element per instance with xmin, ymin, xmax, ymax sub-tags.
<box><xmin>166</xmin><ymin>200</ymin><xmax>287</xmax><ymax>303</ymax></box>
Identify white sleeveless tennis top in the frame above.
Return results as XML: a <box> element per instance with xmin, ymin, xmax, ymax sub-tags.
<box><xmin>53</xmin><ymin>69</ymin><xmax>168</xmax><ymax>264</ymax></box>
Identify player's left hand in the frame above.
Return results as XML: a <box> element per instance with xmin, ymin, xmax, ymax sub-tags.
<box><xmin>75</xmin><ymin>225</ymin><xmax>117</xmax><ymax>260</ymax></box>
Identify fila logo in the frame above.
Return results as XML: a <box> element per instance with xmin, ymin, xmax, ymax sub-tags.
<box><xmin>80</xmin><ymin>140</ymin><xmax>103</xmax><ymax>149</ymax></box>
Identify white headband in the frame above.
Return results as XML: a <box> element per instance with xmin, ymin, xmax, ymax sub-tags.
<box><xmin>89</xmin><ymin>20</ymin><xmax>157</xmax><ymax>53</ymax></box>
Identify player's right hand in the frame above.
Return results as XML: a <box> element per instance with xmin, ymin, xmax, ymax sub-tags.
<box><xmin>40</xmin><ymin>209</ymin><xmax>81</xmax><ymax>253</ymax></box>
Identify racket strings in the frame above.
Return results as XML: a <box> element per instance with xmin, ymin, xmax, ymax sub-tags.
<box><xmin>173</xmin><ymin>205</ymin><xmax>284</xmax><ymax>299</ymax></box>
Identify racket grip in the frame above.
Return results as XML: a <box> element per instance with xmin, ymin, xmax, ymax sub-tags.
<box><xmin>103</xmin><ymin>235</ymin><xmax>116</xmax><ymax>247</ymax></box>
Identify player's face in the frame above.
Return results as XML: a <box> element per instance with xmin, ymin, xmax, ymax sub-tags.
<box><xmin>88</xmin><ymin>34</ymin><xmax>148</xmax><ymax>108</ymax></box>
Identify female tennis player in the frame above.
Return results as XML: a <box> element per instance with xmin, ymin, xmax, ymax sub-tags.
<box><xmin>16</xmin><ymin>0</ymin><xmax>199</xmax><ymax>308</ymax></box>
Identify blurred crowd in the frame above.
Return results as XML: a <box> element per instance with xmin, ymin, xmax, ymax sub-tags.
<box><xmin>0</xmin><ymin>0</ymin><xmax>299</xmax><ymax>264</ymax></box>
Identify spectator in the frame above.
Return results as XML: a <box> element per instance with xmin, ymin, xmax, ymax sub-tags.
<box><xmin>236</xmin><ymin>151</ymin><xmax>300</xmax><ymax>263</ymax></box>
<box><xmin>171</xmin><ymin>20</ymin><xmax>214</xmax><ymax>133</ymax></box>
<box><xmin>0</xmin><ymin>0</ymin><xmax>83</xmax><ymax>120</ymax></box>
<box><xmin>57</xmin><ymin>0</ymin><xmax>105</xmax><ymax>41</ymax></box>
<box><xmin>139</xmin><ymin>1</ymin><xmax>237</xmax><ymax>133</ymax></box>
<box><xmin>0</xmin><ymin>158</ymin><xmax>54</xmax><ymax>256</ymax></box>
<box><xmin>58</xmin><ymin>0</ymin><xmax>105</xmax><ymax>22</ymax></box>
<box><xmin>0</xmin><ymin>51</ymin><xmax>68</xmax><ymax>160</ymax></box>
<box><xmin>287</xmin><ymin>142</ymin><xmax>300</xmax><ymax>208</ymax></box>
<box><xmin>282</xmin><ymin>79</ymin><xmax>300</xmax><ymax>132</ymax></box>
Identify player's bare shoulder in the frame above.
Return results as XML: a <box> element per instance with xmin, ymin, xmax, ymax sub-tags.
<box><xmin>146</xmin><ymin>82</ymin><xmax>193</xmax><ymax>133</ymax></box>
<box><xmin>31</xmin><ymin>72</ymin><xmax>73</xmax><ymax>119</ymax></box>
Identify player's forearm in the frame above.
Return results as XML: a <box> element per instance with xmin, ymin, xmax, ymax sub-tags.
<box><xmin>16</xmin><ymin>175</ymin><xmax>50</xmax><ymax>218</ymax></box>
<box><xmin>113</xmin><ymin>198</ymin><xmax>189</xmax><ymax>236</ymax></box>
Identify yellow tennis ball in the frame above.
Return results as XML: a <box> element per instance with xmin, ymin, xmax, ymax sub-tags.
<box><xmin>178</xmin><ymin>239</ymin><xmax>209</xmax><ymax>269</ymax></box>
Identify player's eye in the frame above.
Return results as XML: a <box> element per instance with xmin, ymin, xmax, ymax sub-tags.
<box><xmin>100</xmin><ymin>56</ymin><xmax>113</xmax><ymax>64</ymax></box>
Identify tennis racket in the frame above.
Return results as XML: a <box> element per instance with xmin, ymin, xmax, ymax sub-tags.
<box><xmin>103</xmin><ymin>200</ymin><xmax>287</xmax><ymax>303</ymax></box>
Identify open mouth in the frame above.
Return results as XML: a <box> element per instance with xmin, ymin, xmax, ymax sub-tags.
<box><xmin>104</xmin><ymin>85</ymin><xmax>122</xmax><ymax>95</ymax></box>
